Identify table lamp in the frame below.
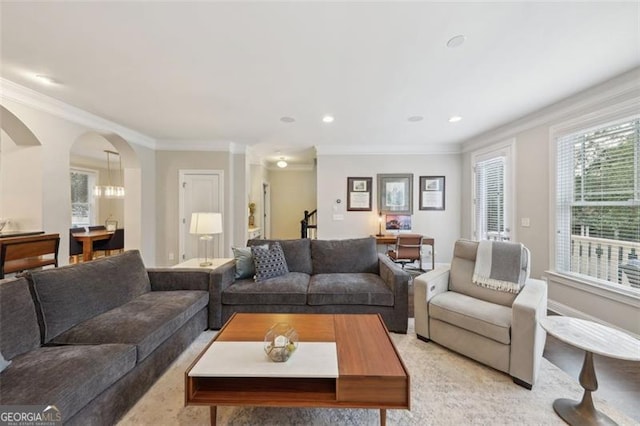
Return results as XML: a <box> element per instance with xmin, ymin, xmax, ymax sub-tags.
<box><xmin>376</xmin><ymin>213</ymin><xmax>384</xmax><ymax>236</ymax></box>
<box><xmin>189</xmin><ymin>212</ymin><xmax>223</xmax><ymax>266</ymax></box>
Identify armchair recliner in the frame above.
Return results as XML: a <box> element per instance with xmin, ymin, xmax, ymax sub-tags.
<box><xmin>414</xmin><ymin>239</ymin><xmax>547</xmax><ymax>389</ymax></box>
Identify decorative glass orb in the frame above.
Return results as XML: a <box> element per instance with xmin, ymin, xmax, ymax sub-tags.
<box><xmin>264</xmin><ymin>323</ymin><xmax>298</xmax><ymax>362</ymax></box>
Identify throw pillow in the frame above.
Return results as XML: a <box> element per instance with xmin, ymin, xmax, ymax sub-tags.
<box><xmin>252</xmin><ymin>242</ymin><xmax>289</xmax><ymax>282</ymax></box>
<box><xmin>0</xmin><ymin>351</ymin><xmax>11</xmax><ymax>373</ymax></box>
<box><xmin>232</xmin><ymin>245</ymin><xmax>267</xmax><ymax>279</ymax></box>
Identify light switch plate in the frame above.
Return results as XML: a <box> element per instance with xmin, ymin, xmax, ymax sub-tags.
<box><xmin>521</xmin><ymin>218</ymin><xmax>530</xmax><ymax>227</ymax></box>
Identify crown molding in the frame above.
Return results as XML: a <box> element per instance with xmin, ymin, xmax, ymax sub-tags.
<box><xmin>155</xmin><ymin>139</ymin><xmax>244</xmax><ymax>152</ymax></box>
<box><xmin>0</xmin><ymin>78</ymin><xmax>157</xmax><ymax>149</ymax></box>
<box><xmin>461</xmin><ymin>67</ymin><xmax>640</xmax><ymax>153</ymax></box>
<box><xmin>315</xmin><ymin>143</ymin><xmax>461</xmax><ymax>156</ymax></box>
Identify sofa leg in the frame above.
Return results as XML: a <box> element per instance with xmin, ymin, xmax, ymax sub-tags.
<box><xmin>512</xmin><ymin>377</ymin><xmax>532</xmax><ymax>390</ymax></box>
<box><xmin>416</xmin><ymin>334</ymin><xmax>430</xmax><ymax>343</ymax></box>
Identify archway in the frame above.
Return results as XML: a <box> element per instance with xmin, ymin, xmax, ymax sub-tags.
<box><xmin>71</xmin><ymin>131</ymin><xmax>142</xmax><ymax>256</ymax></box>
<box><xmin>0</xmin><ymin>105</ymin><xmax>43</xmax><ymax>230</ymax></box>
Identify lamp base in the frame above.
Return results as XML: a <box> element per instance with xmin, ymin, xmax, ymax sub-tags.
<box><xmin>199</xmin><ymin>260</ymin><xmax>213</xmax><ymax>267</ymax></box>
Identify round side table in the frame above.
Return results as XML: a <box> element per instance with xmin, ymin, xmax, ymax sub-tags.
<box><xmin>541</xmin><ymin>316</ymin><xmax>640</xmax><ymax>426</ymax></box>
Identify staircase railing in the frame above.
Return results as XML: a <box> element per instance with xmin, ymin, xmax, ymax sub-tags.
<box><xmin>300</xmin><ymin>209</ymin><xmax>317</xmax><ymax>239</ymax></box>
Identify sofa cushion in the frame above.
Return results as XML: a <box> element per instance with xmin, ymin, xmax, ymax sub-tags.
<box><xmin>311</xmin><ymin>238</ymin><xmax>379</xmax><ymax>274</ymax></box>
<box><xmin>232</xmin><ymin>246</ymin><xmax>264</xmax><ymax>279</ymax></box>
<box><xmin>449</xmin><ymin>240</ymin><xmax>519</xmax><ymax>308</ymax></box>
<box><xmin>248</xmin><ymin>239</ymin><xmax>312</xmax><ymax>274</ymax></box>
<box><xmin>429</xmin><ymin>291</ymin><xmax>512</xmax><ymax>344</ymax></box>
<box><xmin>222</xmin><ymin>272</ymin><xmax>309</xmax><ymax>305</ymax></box>
<box><xmin>252</xmin><ymin>242</ymin><xmax>289</xmax><ymax>282</ymax></box>
<box><xmin>0</xmin><ymin>277</ymin><xmax>41</xmax><ymax>359</ymax></box>
<box><xmin>0</xmin><ymin>343</ymin><xmax>136</xmax><ymax>422</ymax></box>
<box><xmin>49</xmin><ymin>290</ymin><xmax>208</xmax><ymax>362</ymax></box>
<box><xmin>28</xmin><ymin>250</ymin><xmax>151</xmax><ymax>343</ymax></box>
<box><xmin>307</xmin><ymin>273</ymin><xmax>394</xmax><ymax>306</ymax></box>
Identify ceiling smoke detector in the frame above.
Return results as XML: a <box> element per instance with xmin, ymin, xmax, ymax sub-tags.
<box><xmin>446</xmin><ymin>35</ymin><xmax>466</xmax><ymax>48</ymax></box>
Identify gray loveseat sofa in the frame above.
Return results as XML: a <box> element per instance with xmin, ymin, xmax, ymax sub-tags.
<box><xmin>211</xmin><ymin>237</ymin><xmax>410</xmax><ymax>333</ymax></box>
<box><xmin>0</xmin><ymin>250</ymin><xmax>210</xmax><ymax>425</ymax></box>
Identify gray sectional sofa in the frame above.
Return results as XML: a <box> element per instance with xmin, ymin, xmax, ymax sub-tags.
<box><xmin>211</xmin><ymin>237</ymin><xmax>411</xmax><ymax>333</ymax></box>
<box><xmin>0</xmin><ymin>250</ymin><xmax>210</xmax><ymax>425</ymax></box>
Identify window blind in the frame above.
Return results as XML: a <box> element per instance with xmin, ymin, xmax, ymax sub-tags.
<box><xmin>556</xmin><ymin>117</ymin><xmax>639</xmax><ymax>288</ymax></box>
<box><xmin>475</xmin><ymin>156</ymin><xmax>506</xmax><ymax>241</ymax></box>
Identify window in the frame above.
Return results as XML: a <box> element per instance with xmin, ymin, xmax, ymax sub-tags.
<box><xmin>472</xmin><ymin>142</ymin><xmax>514</xmax><ymax>241</ymax></box>
<box><xmin>70</xmin><ymin>168</ymin><xmax>97</xmax><ymax>227</ymax></box>
<box><xmin>556</xmin><ymin>117</ymin><xmax>639</xmax><ymax>290</ymax></box>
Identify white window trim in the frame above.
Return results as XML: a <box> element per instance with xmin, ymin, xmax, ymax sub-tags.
<box><xmin>471</xmin><ymin>138</ymin><xmax>516</xmax><ymax>242</ymax></box>
<box><xmin>548</xmin><ymin>98</ymin><xmax>640</xmax><ymax>297</ymax></box>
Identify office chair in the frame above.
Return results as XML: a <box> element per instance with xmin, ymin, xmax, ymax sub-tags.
<box><xmin>388</xmin><ymin>233</ymin><xmax>423</xmax><ymax>270</ymax></box>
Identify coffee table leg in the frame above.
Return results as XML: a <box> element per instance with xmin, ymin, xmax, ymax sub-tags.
<box><xmin>552</xmin><ymin>351</ymin><xmax>617</xmax><ymax>426</ymax></box>
<box><xmin>210</xmin><ymin>406</ymin><xmax>217</xmax><ymax>426</ymax></box>
<box><xmin>380</xmin><ymin>408</ymin><xmax>386</xmax><ymax>426</ymax></box>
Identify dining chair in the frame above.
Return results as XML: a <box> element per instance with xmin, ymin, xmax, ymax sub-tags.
<box><xmin>69</xmin><ymin>227</ymin><xmax>85</xmax><ymax>264</ymax></box>
<box><xmin>88</xmin><ymin>225</ymin><xmax>106</xmax><ymax>231</ymax></box>
<box><xmin>93</xmin><ymin>228</ymin><xmax>125</xmax><ymax>258</ymax></box>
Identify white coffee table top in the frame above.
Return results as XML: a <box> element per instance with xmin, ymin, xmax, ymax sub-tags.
<box><xmin>541</xmin><ymin>316</ymin><xmax>640</xmax><ymax>361</ymax></box>
<box><xmin>189</xmin><ymin>341</ymin><xmax>339</xmax><ymax>378</ymax></box>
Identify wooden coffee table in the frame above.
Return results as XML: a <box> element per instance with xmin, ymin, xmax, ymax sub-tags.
<box><xmin>185</xmin><ymin>313</ymin><xmax>410</xmax><ymax>425</ymax></box>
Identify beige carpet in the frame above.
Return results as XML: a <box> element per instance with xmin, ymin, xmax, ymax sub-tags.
<box><xmin>118</xmin><ymin>320</ymin><xmax>633</xmax><ymax>425</ymax></box>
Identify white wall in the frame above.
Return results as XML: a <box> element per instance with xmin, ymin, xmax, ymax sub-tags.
<box><xmin>461</xmin><ymin>67</ymin><xmax>640</xmax><ymax>335</ymax></box>
<box><xmin>316</xmin><ymin>154</ymin><xmax>461</xmax><ymax>264</ymax></box>
<box><xmin>269</xmin><ymin>168</ymin><xmax>317</xmax><ymax>239</ymax></box>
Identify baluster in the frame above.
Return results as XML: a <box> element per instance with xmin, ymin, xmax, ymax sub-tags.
<box><xmin>578</xmin><ymin>241</ymin><xmax>583</xmax><ymax>274</ymax></box>
<box><xmin>595</xmin><ymin>244</ymin><xmax>603</xmax><ymax>279</ymax></box>
<box><xmin>618</xmin><ymin>246</ymin><xmax>624</xmax><ymax>284</ymax></box>
<box><xmin>606</xmin><ymin>244</ymin><xmax>612</xmax><ymax>282</ymax></box>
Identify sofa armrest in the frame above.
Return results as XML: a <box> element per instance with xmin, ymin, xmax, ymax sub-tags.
<box><xmin>413</xmin><ymin>266</ymin><xmax>451</xmax><ymax>340</ymax></box>
<box><xmin>147</xmin><ymin>268</ymin><xmax>211</xmax><ymax>292</ymax></box>
<box><xmin>510</xmin><ymin>278</ymin><xmax>548</xmax><ymax>387</ymax></box>
<box><xmin>209</xmin><ymin>261</ymin><xmax>237</xmax><ymax>329</ymax></box>
<box><xmin>378</xmin><ymin>253</ymin><xmax>410</xmax><ymax>294</ymax></box>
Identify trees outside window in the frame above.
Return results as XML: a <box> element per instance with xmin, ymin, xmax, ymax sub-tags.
<box><xmin>556</xmin><ymin>118</ymin><xmax>639</xmax><ymax>289</ymax></box>
<box><xmin>70</xmin><ymin>169</ymin><xmax>97</xmax><ymax>227</ymax></box>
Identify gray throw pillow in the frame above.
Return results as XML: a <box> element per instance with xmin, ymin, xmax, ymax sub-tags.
<box><xmin>252</xmin><ymin>242</ymin><xmax>289</xmax><ymax>282</ymax></box>
<box><xmin>0</xmin><ymin>351</ymin><xmax>11</xmax><ymax>373</ymax></box>
<box><xmin>232</xmin><ymin>245</ymin><xmax>267</xmax><ymax>279</ymax></box>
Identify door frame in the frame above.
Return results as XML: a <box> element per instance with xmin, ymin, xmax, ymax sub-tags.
<box><xmin>262</xmin><ymin>181</ymin><xmax>271</xmax><ymax>239</ymax></box>
<box><xmin>178</xmin><ymin>169</ymin><xmax>224</xmax><ymax>261</ymax></box>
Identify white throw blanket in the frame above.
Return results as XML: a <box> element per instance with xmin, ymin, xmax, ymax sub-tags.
<box><xmin>472</xmin><ymin>240</ymin><xmax>526</xmax><ymax>294</ymax></box>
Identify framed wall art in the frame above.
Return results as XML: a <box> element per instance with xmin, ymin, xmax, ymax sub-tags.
<box><xmin>419</xmin><ymin>176</ymin><xmax>445</xmax><ymax>210</ymax></box>
<box><xmin>377</xmin><ymin>173</ymin><xmax>413</xmax><ymax>214</ymax></box>
<box><xmin>347</xmin><ymin>177</ymin><xmax>373</xmax><ymax>211</ymax></box>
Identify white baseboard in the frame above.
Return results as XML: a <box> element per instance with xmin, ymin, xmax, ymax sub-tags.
<box><xmin>548</xmin><ymin>299</ymin><xmax>640</xmax><ymax>340</ymax></box>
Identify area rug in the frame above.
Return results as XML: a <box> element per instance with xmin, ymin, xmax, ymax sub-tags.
<box><xmin>118</xmin><ymin>320</ymin><xmax>633</xmax><ymax>425</ymax></box>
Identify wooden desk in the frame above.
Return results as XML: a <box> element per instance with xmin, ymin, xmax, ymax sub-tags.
<box><xmin>375</xmin><ymin>234</ymin><xmax>435</xmax><ymax>271</ymax></box>
<box><xmin>0</xmin><ymin>233</ymin><xmax>59</xmax><ymax>278</ymax></box>
<box><xmin>72</xmin><ymin>230</ymin><xmax>114</xmax><ymax>262</ymax></box>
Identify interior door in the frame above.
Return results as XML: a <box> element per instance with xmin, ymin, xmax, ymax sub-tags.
<box><xmin>179</xmin><ymin>170</ymin><xmax>224</xmax><ymax>261</ymax></box>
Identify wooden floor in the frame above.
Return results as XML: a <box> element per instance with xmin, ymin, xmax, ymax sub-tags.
<box><xmin>407</xmin><ymin>282</ymin><xmax>640</xmax><ymax>421</ymax></box>
<box><xmin>543</xmin><ymin>331</ymin><xmax>640</xmax><ymax>421</ymax></box>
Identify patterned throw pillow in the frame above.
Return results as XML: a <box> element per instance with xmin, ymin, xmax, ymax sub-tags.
<box><xmin>252</xmin><ymin>242</ymin><xmax>289</xmax><ymax>282</ymax></box>
<box><xmin>232</xmin><ymin>245</ymin><xmax>267</xmax><ymax>279</ymax></box>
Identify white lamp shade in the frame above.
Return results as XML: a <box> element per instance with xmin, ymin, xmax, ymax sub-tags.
<box><xmin>190</xmin><ymin>212</ymin><xmax>223</xmax><ymax>235</ymax></box>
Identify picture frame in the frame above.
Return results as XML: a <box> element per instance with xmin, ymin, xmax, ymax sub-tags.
<box><xmin>347</xmin><ymin>177</ymin><xmax>373</xmax><ymax>211</ymax></box>
<box><xmin>419</xmin><ymin>176</ymin><xmax>445</xmax><ymax>210</ymax></box>
<box><xmin>377</xmin><ymin>173</ymin><xmax>413</xmax><ymax>214</ymax></box>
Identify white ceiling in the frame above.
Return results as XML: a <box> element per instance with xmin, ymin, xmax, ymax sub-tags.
<box><xmin>1</xmin><ymin>1</ymin><xmax>639</xmax><ymax>166</ymax></box>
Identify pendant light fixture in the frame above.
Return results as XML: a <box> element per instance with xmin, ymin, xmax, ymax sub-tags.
<box><xmin>277</xmin><ymin>157</ymin><xmax>288</xmax><ymax>168</ymax></box>
<box><xmin>93</xmin><ymin>150</ymin><xmax>125</xmax><ymax>198</ymax></box>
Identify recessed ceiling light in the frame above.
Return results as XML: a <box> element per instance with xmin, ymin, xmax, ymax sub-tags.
<box><xmin>408</xmin><ymin>116</ymin><xmax>424</xmax><ymax>122</ymax></box>
<box><xmin>446</xmin><ymin>35</ymin><xmax>466</xmax><ymax>48</ymax></box>
<box><xmin>280</xmin><ymin>116</ymin><xmax>295</xmax><ymax>123</ymax></box>
<box><xmin>34</xmin><ymin>74</ymin><xmax>60</xmax><ymax>85</ymax></box>
<box><xmin>322</xmin><ymin>115</ymin><xmax>334</xmax><ymax>123</ymax></box>
<box><xmin>448</xmin><ymin>115</ymin><xmax>463</xmax><ymax>123</ymax></box>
